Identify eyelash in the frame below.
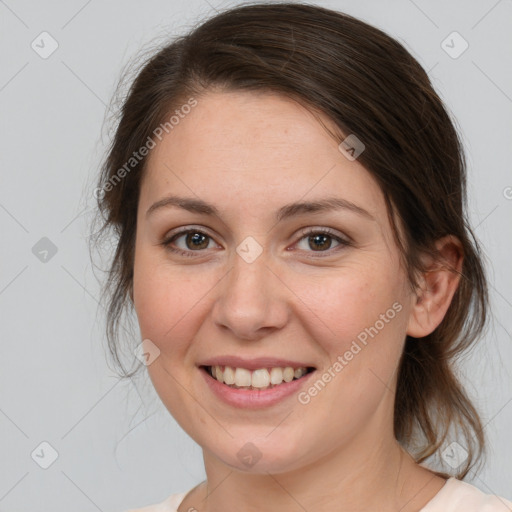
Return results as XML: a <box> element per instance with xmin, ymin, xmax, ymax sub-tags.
<box><xmin>160</xmin><ymin>226</ymin><xmax>351</xmax><ymax>258</ymax></box>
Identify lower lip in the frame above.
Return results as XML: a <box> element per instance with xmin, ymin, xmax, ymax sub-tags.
<box><xmin>199</xmin><ymin>366</ymin><xmax>316</xmax><ymax>409</ymax></box>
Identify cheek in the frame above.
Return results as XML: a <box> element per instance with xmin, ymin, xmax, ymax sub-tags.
<box><xmin>291</xmin><ymin>264</ymin><xmax>405</xmax><ymax>349</ymax></box>
<box><xmin>132</xmin><ymin>253</ymin><xmax>216</xmax><ymax>359</ymax></box>
<box><xmin>290</xmin><ymin>270</ymin><xmax>407</xmax><ymax>425</ymax></box>
<box><xmin>291</xmin><ymin>265</ymin><xmax>408</xmax><ymax>409</ymax></box>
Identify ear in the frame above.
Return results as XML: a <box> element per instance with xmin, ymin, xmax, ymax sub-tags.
<box><xmin>406</xmin><ymin>235</ymin><xmax>463</xmax><ymax>338</ymax></box>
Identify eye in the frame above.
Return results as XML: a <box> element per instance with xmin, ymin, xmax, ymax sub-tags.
<box><xmin>294</xmin><ymin>228</ymin><xmax>351</xmax><ymax>256</ymax></box>
<box><xmin>161</xmin><ymin>226</ymin><xmax>351</xmax><ymax>258</ymax></box>
<box><xmin>161</xmin><ymin>228</ymin><xmax>218</xmax><ymax>258</ymax></box>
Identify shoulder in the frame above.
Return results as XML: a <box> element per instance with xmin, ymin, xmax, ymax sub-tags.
<box><xmin>422</xmin><ymin>477</ymin><xmax>512</xmax><ymax>512</ymax></box>
<box><xmin>123</xmin><ymin>491</ymin><xmax>189</xmax><ymax>512</ymax></box>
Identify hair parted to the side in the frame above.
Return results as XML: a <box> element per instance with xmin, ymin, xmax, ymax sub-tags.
<box><xmin>90</xmin><ymin>1</ymin><xmax>489</xmax><ymax>480</ymax></box>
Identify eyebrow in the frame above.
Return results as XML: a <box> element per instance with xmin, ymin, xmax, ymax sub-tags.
<box><xmin>146</xmin><ymin>194</ymin><xmax>375</xmax><ymax>222</ymax></box>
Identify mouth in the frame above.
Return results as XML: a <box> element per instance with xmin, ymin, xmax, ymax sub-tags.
<box><xmin>200</xmin><ymin>364</ymin><xmax>316</xmax><ymax>391</ymax></box>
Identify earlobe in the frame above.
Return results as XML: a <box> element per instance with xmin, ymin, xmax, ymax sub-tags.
<box><xmin>406</xmin><ymin>235</ymin><xmax>463</xmax><ymax>338</ymax></box>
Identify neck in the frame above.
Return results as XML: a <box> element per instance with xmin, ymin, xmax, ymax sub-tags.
<box><xmin>187</xmin><ymin>434</ymin><xmax>444</xmax><ymax>512</ymax></box>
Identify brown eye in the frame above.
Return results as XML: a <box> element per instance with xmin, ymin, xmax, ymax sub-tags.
<box><xmin>307</xmin><ymin>233</ymin><xmax>334</xmax><ymax>251</ymax></box>
<box><xmin>162</xmin><ymin>229</ymin><xmax>217</xmax><ymax>257</ymax></box>
<box><xmin>183</xmin><ymin>232</ymin><xmax>210</xmax><ymax>250</ymax></box>
<box><xmin>295</xmin><ymin>228</ymin><xmax>351</xmax><ymax>256</ymax></box>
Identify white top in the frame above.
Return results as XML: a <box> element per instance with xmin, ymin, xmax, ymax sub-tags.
<box><xmin>124</xmin><ymin>477</ymin><xmax>512</xmax><ymax>512</ymax></box>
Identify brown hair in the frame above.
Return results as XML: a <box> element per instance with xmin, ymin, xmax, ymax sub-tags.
<box><xmin>90</xmin><ymin>1</ymin><xmax>489</xmax><ymax>479</ymax></box>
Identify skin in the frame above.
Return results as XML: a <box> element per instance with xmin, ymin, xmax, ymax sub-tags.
<box><xmin>132</xmin><ymin>90</ymin><xmax>463</xmax><ymax>512</ymax></box>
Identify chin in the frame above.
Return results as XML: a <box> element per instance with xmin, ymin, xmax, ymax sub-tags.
<box><xmin>205</xmin><ymin>435</ymin><xmax>313</xmax><ymax>475</ymax></box>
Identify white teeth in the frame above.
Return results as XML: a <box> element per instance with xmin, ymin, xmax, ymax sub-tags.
<box><xmin>294</xmin><ymin>367</ymin><xmax>306</xmax><ymax>379</ymax></box>
<box><xmin>222</xmin><ymin>365</ymin><xmax>235</xmax><ymax>385</ymax></box>
<box><xmin>283</xmin><ymin>367</ymin><xmax>295</xmax><ymax>382</ymax></box>
<box><xmin>269</xmin><ymin>367</ymin><xmax>283</xmax><ymax>384</ymax></box>
<box><xmin>234</xmin><ymin>367</ymin><xmax>252</xmax><ymax>387</ymax></box>
<box><xmin>208</xmin><ymin>365</ymin><xmax>311</xmax><ymax>390</ymax></box>
<box><xmin>251</xmin><ymin>369</ymin><xmax>270</xmax><ymax>388</ymax></box>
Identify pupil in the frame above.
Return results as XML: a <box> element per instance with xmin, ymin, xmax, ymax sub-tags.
<box><xmin>187</xmin><ymin>232</ymin><xmax>208</xmax><ymax>250</ymax></box>
<box><xmin>310</xmin><ymin>234</ymin><xmax>330</xmax><ymax>251</ymax></box>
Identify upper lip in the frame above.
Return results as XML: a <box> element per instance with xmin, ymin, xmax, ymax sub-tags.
<box><xmin>198</xmin><ymin>356</ymin><xmax>315</xmax><ymax>371</ymax></box>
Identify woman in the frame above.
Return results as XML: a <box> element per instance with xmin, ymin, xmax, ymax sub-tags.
<box><xmin>91</xmin><ymin>3</ymin><xmax>512</xmax><ymax>511</ymax></box>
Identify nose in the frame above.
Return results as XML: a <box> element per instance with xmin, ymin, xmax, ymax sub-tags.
<box><xmin>211</xmin><ymin>249</ymin><xmax>289</xmax><ymax>341</ymax></box>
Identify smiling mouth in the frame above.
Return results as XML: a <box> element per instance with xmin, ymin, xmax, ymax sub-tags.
<box><xmin>201</xmin><ymin>365</ymin><xmax>316</xmax><ymax>390</ymax></box>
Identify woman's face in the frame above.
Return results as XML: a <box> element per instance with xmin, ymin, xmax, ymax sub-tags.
<box><xmin>133</xmin><ymin>90</ymin><xmax>418</xmax><ymax>473</ymax></box>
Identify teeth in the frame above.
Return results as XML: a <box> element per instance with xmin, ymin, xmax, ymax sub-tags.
<box><xmin>294</xmin><ymin>368</ymin><xmax>306</xmax><ymax>379</ymax></box>
<box><xmin>209</xmin><ymin>365</ymin><xmax>311</xmax><ymax>390</ymax></box>
<box><xmin>251</xmin><ymin>369</ymin><xmax>270</xmax><ymax>388</ymax></box>
<box><xmin>283</xmin><ymin>367</ymin><xmax>295</xmax><ymax>382</ymax></box>
<box><xmin>269</xmin><ymin>367</ymin><xmax>283</xmax><ymax>384</ymax></box>
<box><xmin>223</xmin><ymin>366</ymin><xmax>235</xmax><ymax>385</ymax></box>
<box><xmin>234</xmin><ymin>367</ymin><xmax>252</xmax><ymax>387</ymax></box>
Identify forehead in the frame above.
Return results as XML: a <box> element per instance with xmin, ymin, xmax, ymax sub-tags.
<box><xmin>141</xmin><ymin>90</ymin><xmax>386</xmax><ymax>221</ymax></box>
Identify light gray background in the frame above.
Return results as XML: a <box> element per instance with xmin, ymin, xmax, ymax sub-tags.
<box><xmin>0</xmin><ymin>0</ymin><xmax>511</xmax><ymax>510</ymax></box>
